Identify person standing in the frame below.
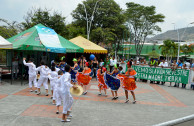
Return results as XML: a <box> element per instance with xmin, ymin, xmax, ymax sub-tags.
<box><xmin>110</xmin><ymin>56</ymin><xmax>117</xmax><ymax>73</ymax></box>
<box><xmin>158</xmin><ymin>59</ymin><xmax>168</xmax><ymax>85</ymax></box>
<box><xmin>23</xmin><ymin>58</ymin><xmax>37</xmax><ymax>92</ymax></box>
<box><xmin>148</xmin><ymin>58</ymin><xmax>158</xmax><ymax>84</ymax></box>
<box><xmin>174</xmin><ymin>60</ymin><xmax>183</xmax><ymax>87</ymax></box>
<box><xmin>92</xmin><ymin>57</ymin><xmax>99</xmax><ymax>78</ymax></box>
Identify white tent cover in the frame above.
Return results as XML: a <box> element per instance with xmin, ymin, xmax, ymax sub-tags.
<box><xmin>0</xmin><ymin>36</ymin><xmax>12</xmax><ymax>49</ymax></box>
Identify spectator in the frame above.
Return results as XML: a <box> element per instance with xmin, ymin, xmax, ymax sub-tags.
<box><xmin>148</xmin><ymin>58</ymin><xmax>157</xmax><ymax>67</ymax></box>
<box><xmin>99</xmin><ymin>59</ymin><xmax>104</xmax><ymax>67</ymax></box>
<box><xmin>176</xmin><ymin>60</ymin><xmax>183</xmax><ymax>68</ymax></box>
<box><xmin>158</xmin><ymin>59</ymin><xmax>168</xmax><ymax>85</ymax></box>
<box><xmin>181</xmin><ymin>64</ymin><xmax>189</xmax><ymax>89</ymax></box>
<box><xmin>110</xmin><ymin>56</ymin><xmax>117</xmax><ymax>72</ymax></box>
<box><xmin>92</xmin><ymin>57</ymin><xmax>99</xmax><ymax>78</ymax></box>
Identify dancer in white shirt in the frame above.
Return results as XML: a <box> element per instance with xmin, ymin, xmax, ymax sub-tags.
<box><xmin>57</xmin><ymin>65</ymin><xmax>77</xmax><ymax>122</ymax></box>
<box><xmin>36</xmin><ymin>62</ymin><xmax>51</xmax><ymax>96</ymax></box>
<box><xmin>23</xmin><ymin>58</ymin><xmax>37</xmax><ymax>92</ymax></box>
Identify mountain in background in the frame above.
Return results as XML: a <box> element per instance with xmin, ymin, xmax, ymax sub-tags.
<box><xmin>151</xmin><ymin>26</ymin><xmax>194</xmax><ymax>41</ymax></box>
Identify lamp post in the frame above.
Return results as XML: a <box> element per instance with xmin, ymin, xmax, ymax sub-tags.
<box><xmin>82</xmin><ymin>0</ymin><xmax>101</xmax><ymax>40</ymax></box>
<box><xmin>172</xmin><ymin>22</ymin><xmax>194</xmax><ymax>62</ymax></box>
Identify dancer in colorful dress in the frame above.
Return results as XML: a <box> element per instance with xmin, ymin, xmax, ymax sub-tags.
<box><xmin>107</xmin><ymin>64</ymin><xmax>120</xmax><ymax>100</ymax></box>
<box><xmin>76</xmin><ymin>62</ymin><xmax>92</xmax><ymax>95</ymax></box>
<box><xmin>97</xmin><ymin>67</ymin><xmax>108</xmax><ymax>96</ymax></box>
<box><xmin>118</xmin><ymin>68</ymin><xmax>137</xmax><ymax>103</ymax></box>
<box><xmin>58</xmin><ymin>56</ymin><xmax>67</xmax><ymax>73</ymax></box>
<box><xmin>70</xmin><ymin>58</ymin><xmax>80</xmax><ymax>85</ymax></box>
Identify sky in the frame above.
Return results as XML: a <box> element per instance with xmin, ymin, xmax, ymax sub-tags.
<box><xmin>0</xmin><ymin>0</ymin><xmax>194</xmax><ymax>35</ymax></box>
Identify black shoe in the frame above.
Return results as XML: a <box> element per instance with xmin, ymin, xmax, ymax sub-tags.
<box><xmin>115</xmin><ymin>96</ymin><xmax>118</xmax><ymax>99</ymax></box>
<box><xmin>37</xmin><ymin>92</ymin><xmax>41</xmax><ymax>95</ymax></box>
<box><xmin>51</xmin><ymin>96</ymin><xmax>53</xmax><ymax>99</ymax></box>
<box><xmin>56</xmin><ymin>111</ymin><xmax>59</xmax><ymax>114</ymax></box>
<box><xmin>173</xmin><ymin>85</ymin><xmax>176</xmax><ymax>87</ymax></box>
<box><xmin>45</xmin><ymin>94</ymin><xmax>49</xmax><ymax>96</ymax></box>
<box><xmin>112</xmin><ymin>97</ymin><xmax>116</xmax><ymax>100</ymax></box>
<box><xmin>133</xmin><ymin>101</ymin><xmax>136</xmax><ymax>104</ymax></box>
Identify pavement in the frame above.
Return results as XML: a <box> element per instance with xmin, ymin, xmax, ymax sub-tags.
<box><xmin>0</xmin><ymin>79</ymin><xmax>194</xmax><ymax>126</ymax></box>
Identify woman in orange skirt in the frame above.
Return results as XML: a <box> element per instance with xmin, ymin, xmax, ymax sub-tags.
<box><xmin>118</xmin><ymin>68</ymin><xmax>137</xmax><ymax>103</ymax></box>
<box><xmin>97</xmin><ymin>67</ymin><xmax>108</xmax><ymax>96</ymax></box>
<box><xmin>76</xmin><ymin>62</ymin><xmax>92</xmax><ymax>95</ymax></box>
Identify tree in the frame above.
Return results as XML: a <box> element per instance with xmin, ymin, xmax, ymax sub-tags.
<box><xmin>125</xmin><ymin>2</ymin><xmax>165</xmax><ymax>58</ymax></box>
<box><xmin>72</xmin><ymin>0</ymin><xmax>127</xmax><ymax>53</ymax></box>
<box><xmin>180</xmin><ymin>44</ymin><xmax>193</xmax><ymax>57</ymax></box>
<box><xmin>148</xmin><ymin>50</ymin><xmax>160</xmax><ymax>58</ymax></box>
<box><xmin>159</xmin><ymin>40</ymin><xmax>178</xmax><ymax>62</ymax></box>
<box><xmin>0</xmin><ymin>18</ymin><xmax>21</xmax><ymax>39</ymax></box>
<box><xmin>64</xmin><ymin>24</ymin><xmax>86</xmax><ymax>39</ymax></box>
<box><xmin>21</xmin><ymin>8</ymin><xmax>67</xmax><ymax>36</ymax></box>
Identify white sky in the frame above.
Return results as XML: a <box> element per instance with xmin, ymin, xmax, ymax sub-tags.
<box><xmin>1</xmin><ymin>0</ymin><xmax>194</xmax><ymax>35</ymax></box>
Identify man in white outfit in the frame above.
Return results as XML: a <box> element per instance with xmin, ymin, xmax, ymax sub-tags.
<box><xmin>23</xmin><ymin>58</ymin><xmax>37</xmax><ymax>92</ymax></box>
<box><xmin>57</xmin><ymin>65</ymin><xmax>77</xmax><ymax>122</ymax></box>
<box><xmin>159</xmin><ymin>59</ymin><xmax>168</xmax><ymax>85</ymax></box>
<box><xmin>36</xmin><ymin>62</ymin><xmax>51</xmax><ymax>96</ymax></box>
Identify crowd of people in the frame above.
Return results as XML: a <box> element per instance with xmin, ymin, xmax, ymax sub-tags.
<box><xmin>21</xmin><ymin>55</ymin><xmax>194</xmax><ymax>123</ymax></box>
<box><xmin>22</xmin><ymin>55</ymin><xmax>139</xmax><ymax>122</ymax></box>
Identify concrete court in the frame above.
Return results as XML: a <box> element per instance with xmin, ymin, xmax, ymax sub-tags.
<box><xmin>0</xmin><ymin>79</ymin><xmax>194</xmax><ymax>126</ymax></box>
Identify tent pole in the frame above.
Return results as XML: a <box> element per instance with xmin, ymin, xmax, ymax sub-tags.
<box><xmin>21</xmin><ymin>51</ymin><xmax>23</xmax><ymax>86</ymax></box>
<box><xmin>11</xmin><ymin>50</ymin><xmax>13</xmax><ymax>85</ymax></box>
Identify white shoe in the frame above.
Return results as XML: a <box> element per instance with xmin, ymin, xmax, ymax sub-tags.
<box><xmin>30</xmin><ymin>90</ymin><xmax>33</xmax><ymax>92</ymax></box>
<box><xmin>65</xmin><ymin>119</ymin><xmax>71</xmax><ymax>122</ymax></box>
<box><xmin>125</xmin><ymin>99</ymin><xmax>129</xmax><ymax>103</ymax></box>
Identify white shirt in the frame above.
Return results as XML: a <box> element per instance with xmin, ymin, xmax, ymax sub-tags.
<box><xmin>159</xmin><ymin>62</ymin><xmax>168</xmax><ymax>67</ymax></box>
<box><xmin>36</xmin><ymin>66</ymin><xmax>51</xmax><ymax>78</ymax></box>
<box><xmin>23</xmin><ymin>60</ymin><xmax>36</xmax><ymax>76</ymax></box>
<box><xmin>57</xmin><ymin>72</ymin><xmax>73</xmax><ymax>95</ymax></box>
<box><xmin>110</xmin><ymin>59</ymin><xmax>117</xmax><ymax>66</ymax></box>
<box><xmin>99</xmin><ymin>62</ymin><xmax>104</xmax><ymax>67</ymax></box>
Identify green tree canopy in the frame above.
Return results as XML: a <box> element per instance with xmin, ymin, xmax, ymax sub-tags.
<box><xmin>180</xmin><ymin>44</ymin><xmax>193</xmax><ymax>57</ymax></box>
<box><xmin>21</xmin><ymin>8</ymin><xmax>67</xmax><ymax>37</ymax></box>
<box><xmin>125</xmin><ymin>2</ymin><xmax>165</xmax><ymax>57</ymax></box>
<box><xmin>159</xmin><ymin>40</ymin><xmax>178</xmax><ymax>61</ymax></box>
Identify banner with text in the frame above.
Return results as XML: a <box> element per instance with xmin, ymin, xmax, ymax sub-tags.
<box><xmin>132</xmin><ymin>66</ymin><xmax>190</xmax><ymax>84</ymax></box>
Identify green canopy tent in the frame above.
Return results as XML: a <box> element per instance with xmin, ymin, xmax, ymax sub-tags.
<box><xmin>7</xmin><ymin>24</ymin><xmax>84</xmax><ymax>85</ymax></box>
<box><xmin>7</xmin><ymin>24</ymin><xmax>83</xmax><ymax>53</ymax></box>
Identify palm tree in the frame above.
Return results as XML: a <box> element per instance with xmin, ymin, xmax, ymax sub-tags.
<box><xmin>159</xmin><ymin>40</ymin><xmax>178</xmax><ymax>62</ymax></box>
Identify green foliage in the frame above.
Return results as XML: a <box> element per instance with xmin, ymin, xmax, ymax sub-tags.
<box><xmin>72</xmin><ymin>0</ymin><xmax>128</xmax><ymax>52</ymax></box>
<box><xmin>64</xmin><ymin>24</ymin><xmax>86</xmax><ymax>39</ymax></box>
<box><xmin>125</xmin><ymin>2</ymin><xmax>165</xmax><ymax>57</ymax></box>
<box><xmin>181</xmin><ymin>44</ymin><xmax>193</xmax><ymax>57</ymax></box>
<box><xmin>0</xmin><ymin>18</ymin><xmax>20</xmax><ymax>39</ymax></box>
<box><xmin>159</xmin><ymin>40</ymin><xmax>178</xmax><ymax>59</ymax></box>
<box><xmin>148</xmin><ymin>50</ymin><xmax>160</xmax><ymax>58</ymax></box>
<box><xmin>21</xmin><ymin>8</ymin><xmax>66</xmax><ymax>36</ymax></box>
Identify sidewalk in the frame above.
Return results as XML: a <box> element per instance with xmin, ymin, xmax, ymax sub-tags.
<box><xmin>0</xmin><ymin>79</ymin><xmax>194</xmax><ymax>126</ymax></box>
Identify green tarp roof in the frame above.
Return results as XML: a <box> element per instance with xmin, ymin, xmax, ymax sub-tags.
<box><xmin>7</xmin><ymin>24</ymin><xmax>84</xmax><ymax>53</ymax></box>
<box><xmin>118</xmin><ymin>44</ymin><xmax>161</xmax><ymax>55</ymax></box>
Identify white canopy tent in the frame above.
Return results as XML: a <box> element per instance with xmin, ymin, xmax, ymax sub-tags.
<box><xmin>0</xmin><ymin>36</ymin><xmax>12</xmax><ymax>49</ymax></box>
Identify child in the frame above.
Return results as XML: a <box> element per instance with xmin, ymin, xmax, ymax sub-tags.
<box><xmin>36</xmin><ymin>62</ymin><xmax>51</xmax><ymax>96</ymax></box>
<box><xmin>23</xmin><ymin>57</ymin><xmax>37</xmax><ymax>92</ymax></box>
<box><xmin>48</xmin><ymin>65</ymin><xmax>58</xmax><ymax>104</ymax></box>
<box><xmin>70</xmin><ymin>58</ymin><xmax>80</xmax><ymax>85</ymax></box>
<box><xmin>107</xmin><ymin>64</ymin><xmax>120</xmax><ymax>100</ymax></box>
<box><xmin>55</xmin><ymin>70</ymin><xmax>63</xmax><ymax>114</ymax></box>
<box><xmin>57</xmin><ymin>65</ymin><xmax>77</xmax><ymax>122</ymax></box>
<box><xmin>119</xmin><ymin>68</ymin><xmax>137</xmax><ymax>103</ymax></box>
<box><xmin>77</xmin><ymin>62</ymin><xmax>92</xmax><ymax>95</ymax></box>
<box><xmin>97</xmin><ymin>67</ymin><xmax>108</xmax><ymax>96</ymax></box>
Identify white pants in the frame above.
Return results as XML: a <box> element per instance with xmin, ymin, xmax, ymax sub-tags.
<box><xmin>62</xmin><ymin>93</ymin><xmax>73</xmax><ymax>114</ymax></box>
<box><xmin>29</xmin><ymin>75</ymin><xmax>37</xmax><ymax>88</ymax></box>
<box><xmin>52</xmin><ymin>88</ymin><xmax>57</xmax><ymax>100</ymax></box>
<box><xmin>56</xmin><ymin>89</ymin><xmax>62</xmax><ymax>106</ymax></box>
<box><xmin>50</xmin><ymin>81</ymin><xmax>55</xmax><ymax>91</ymax></box>
<box><xmin>37</xmin><ymin>76</ymin><xmax>48</xmax><ymax>89</ymax></box>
